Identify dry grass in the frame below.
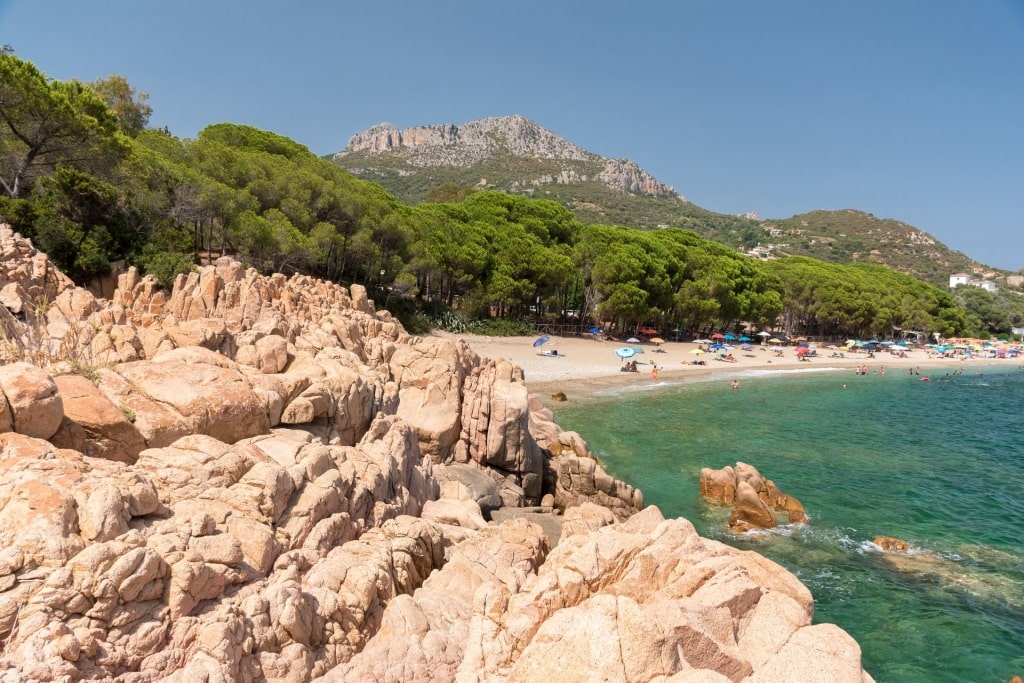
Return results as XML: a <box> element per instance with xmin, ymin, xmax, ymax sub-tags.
<box><xmin>0</xmin><ymin>299</ymin><xmax>99</xmax><ymax>380</ymax></box>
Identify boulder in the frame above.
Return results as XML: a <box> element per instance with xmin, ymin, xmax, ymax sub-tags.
<box><xmin>701</xmin><ymin>462</ymin><xmax>807</xmax><ymax>531</ymax></box>
<box><xmin>52</xmin><ymin>374</ymin><xmax>145</xmax><ymax>464</ymax></box>
<box><xmin>873</xmin><ymin>536</ymin><xmax>911</xmax><ymax>552</ymax></box>
<box><xmin>433</xmin><ymin>463</ymin><xmax>502</xmax><ymax>517</ymax></box>
<box><xmin>729</xmin><ymin>480</ymin><xmax>777</xmax><ymax>531</ymax></box>
<box><xmin>112</xmin><ymin>352</ymin><xmax>270</xmax><ymax>445</ymax></box>
<box><xmin>0</xmin><ymin>362</ymin><xmax>63</xmax><ymax>439</ymax></box>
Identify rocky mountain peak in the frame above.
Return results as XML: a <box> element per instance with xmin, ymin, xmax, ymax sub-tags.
<box><xmin>335</xmin><ymin>115</ymin><xmax>679</xmax><ymax>199</ymax></box>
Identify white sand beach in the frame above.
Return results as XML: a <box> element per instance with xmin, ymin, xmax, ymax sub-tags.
<box><xmin>431</xmin><ymin>331</ymin><xmax>1015</xmax><ymax>399</ymax></box>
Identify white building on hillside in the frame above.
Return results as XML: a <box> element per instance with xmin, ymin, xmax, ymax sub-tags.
<box><xmin>950</xmin><ymin>273</ymin><xmax>997</xmax><ymax>292</ymax></box>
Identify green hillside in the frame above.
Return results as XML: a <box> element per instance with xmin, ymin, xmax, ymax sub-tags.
<box><xmin>333</xmin><ymin>120</ymin><xmax>1009</xmax><ymax>290</ymax></box>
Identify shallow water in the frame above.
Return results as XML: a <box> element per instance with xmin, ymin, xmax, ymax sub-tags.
<box><xmin>551</xmin><ymin>365</ymin><xmax>1024</xmax><ymax>683</ymax></box>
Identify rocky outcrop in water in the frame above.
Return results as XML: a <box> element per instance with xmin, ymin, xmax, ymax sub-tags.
<box><xmin>700</xmin><ymin>462</ymin><xmax>808</xmax><ymax>531</ymax></box>
<box><xmin>0</xmin><ymin>225</ymin><xmax>871</xmax><ymax>681</ymax></box>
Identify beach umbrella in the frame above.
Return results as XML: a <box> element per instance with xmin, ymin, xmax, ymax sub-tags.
<box><xmin>768</xmin><ymin>338</ymin><xmax>782</xmax><ymax>344</ymax></box>
<box><xmin>533</xmin><ymin>335</ymin><xmax>551</xmax><ymax>347</ymax></box>
<box><xmin>711</xmin><ymin>333</ymin><xmax>725</xmax><ymax>339</ymax></box>
<box><xmin>795</xmin><ymin>346</ymin><xmax>811</xmax><ymax>356</ymax></box>
<box><xmin>650</xmin><ymin>337</ymin><xmax>666</xmax><ymax>344</ymax></box>
<box><xmin>723</xmin><ymin>333</ymin><xmax>737</xmax><ymax>341</ymax></box>
<box><xmin>756</xmin><ymin>331</ymin><xmax>772</xmax><ymax>337</ymax></box>
<box><xmin>626</xmin><ymin>337</ymin><xmax>641</xmax><ymax>343</ymax></box>
<box><xmin>689</xmin><ymin>348</ymin><xmax>706</xmax><ymax>354</ymax></box>
<box><xmin>693</xmin><ymin>338</ymin><xmax>713</xmax><ymax>344</ymax></box>
<box><xmin>741</xmin><ymin>343</ymin><xmax>754</xmax><ymax>351</ymax></box>
<box><xmin>615</xmin><ymin>347</ymin><xmax>637</xmax><ymax>359</ymax></box>
<box><xmin>588</xmin><ymin>327</ymin><xmax>602</xmax><ymax>334</ymax></box>
<box><xmin>631</xmin><ymin>346</ymin><xmax>645</xmax><ymax>354</ymax></box>
<box><xmin>710</xmin><ymin>343</ymin><xmax>726</xmax><ymax>350</ymax></box>
<box><xmin>739</xmin><ymin>336</ymin><xmax>751</xmax><ymax>342</ymax></box>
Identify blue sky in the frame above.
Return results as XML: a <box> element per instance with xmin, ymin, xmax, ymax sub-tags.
<box><xmin>3</xmin><ymin>0</ymin><xmax>1023</xmax><ymax>270</ymax></box>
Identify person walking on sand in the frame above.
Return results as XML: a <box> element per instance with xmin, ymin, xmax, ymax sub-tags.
<box><xmin>652</xmin><ymin>364</ymin><xmax>659</xmax><ymax>382</ymax></box>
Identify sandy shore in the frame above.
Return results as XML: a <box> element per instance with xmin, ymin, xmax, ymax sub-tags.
<box><xmin>430</xmin><ymin>331</ymin><xmax>1015</xmax><ymax>402</ymax></box>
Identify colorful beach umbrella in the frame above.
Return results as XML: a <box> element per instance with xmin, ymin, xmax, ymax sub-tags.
<box><xmin>689</xmin><ymin>348</ymin><xmax>706</xmax><ymax>354</ymax></box>
<box><xmin>615</xmin><ymin>347</ymin><xmax>637</xmax><ymax>359</ymax></box>
<box><xmin>588</xmin><ymin>327</ymin><xmax>602</xmax><ymax>334</ymax></box>
<box><xmin>739</xmin><ymin>336</ymin><xmax>752</xmax><ymax>342</ymax></box>
<box><xmin>650</xmin><ymin>337</ymin><xmax>666</xmax><ymax>344</ymax></box>
<box><xmin>533</xmin><ymin>335</ymin><xmax>551</xmax><ymax>347</ymax></box>
<box><xmin>711</xmin><ymin>333</ymin><xmax>725</xmax><ymax>339</ymax></box>
<box><xmin>723</xmin><ymin>333</ymin><xmax>737</xmax><ymax>340</ymax></box>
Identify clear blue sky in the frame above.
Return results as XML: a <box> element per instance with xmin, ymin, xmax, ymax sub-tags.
<box><xmin>3</xmin><ymin>0</ymin><xmax>1023</xmax><ymax>270</ymax></box>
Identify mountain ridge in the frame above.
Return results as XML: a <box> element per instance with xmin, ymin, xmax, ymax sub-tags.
<box><xmin>333</xmin><ymin>114</ymin><xmax>680</xmax><ymax>199</ymax></box>
<box><xmin>332</xmin><ymin>115</ymin><xmax>1013</xmax><ymax>287</ymax></box>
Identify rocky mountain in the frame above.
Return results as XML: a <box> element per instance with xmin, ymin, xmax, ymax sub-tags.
<box><xmin>333</xmin><ymin>115</ymin><xmax>681</xmax><ymax>203</ymax></box>
<box><xmin>333</xmin><ymin>116</ymin><xmax>1008</xmax><ymax>289</ymax></box>
<box><xmin>0</xmin><ymin>224</ymin><xmax>874</xmax><ymax>682</ymax></box>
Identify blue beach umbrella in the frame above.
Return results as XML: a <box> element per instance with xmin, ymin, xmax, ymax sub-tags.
<box><xmin>588</xmin><ymin>327</ymin><xmax>602</xmax><ymax>334</ymax></box>
<box><xmin>631</xmin><ymin>346</ymin><xmax>645</xmax><ymax>354</ymax></box>
<box><xmin>739</xmin><ymin>336</ymin><xmax>751</xmax><ymax>342</ymax></box>
<box><xmin>533</xmin><ymin>335</ymin><xmax>551</xmax><ymax>347</ymax></box>
<box><xmin>710</xmin><ymin>343</ymin><xmax>726</xmax><ymax>350</ymax></box>
<box><xmin>723</xmin><ymin>333</ymin><xmax>737</xmax><ymax>341</ymax></box>
<box><xmin>615</xmin><ymin>347</ymin><xmax>637</xmax><ymax>359</ymax></box>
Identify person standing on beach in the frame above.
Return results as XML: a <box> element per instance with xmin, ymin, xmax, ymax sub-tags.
<box><xmin>652</xmin><ymin>364</ymin><xmax>659</xmax><ymax>382</ymax></box>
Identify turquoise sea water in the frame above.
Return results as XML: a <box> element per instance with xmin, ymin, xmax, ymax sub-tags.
<box><xmin>550</xmin><ymin>364</ymin><xmax>1024</xmax><ymax>683</ymax></box>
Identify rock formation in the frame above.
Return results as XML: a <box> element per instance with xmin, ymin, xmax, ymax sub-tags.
<box><xmin>0</xmin><ymin>225</ymin><xmax>872</xmax><ymax>681</ymax></box>
<box><xmin>335</xmin><ymin>115</ymin><xmax>680</xmax><ymax>200</ymax></box>
<box><xmin>873</xmin><ymin>536</ymin><xmax>911</xmax><ymax>553</ymax></box>
<box><xmin>699</xmin><ymin>462</ymin><xmax>808</xmax><ymax>532</ymax></box>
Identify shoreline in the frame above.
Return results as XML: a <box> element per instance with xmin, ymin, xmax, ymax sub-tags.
<box><xmin>431</xmin><ymin>331</ymin><xmax>1017</xmax><ymax>402</ymax></box>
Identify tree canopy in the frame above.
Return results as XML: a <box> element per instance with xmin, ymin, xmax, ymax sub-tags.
<box><xmin>0</xmin><ymin>52</ymin><xmax>1000</xmax><ymax>340</ymax></box>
